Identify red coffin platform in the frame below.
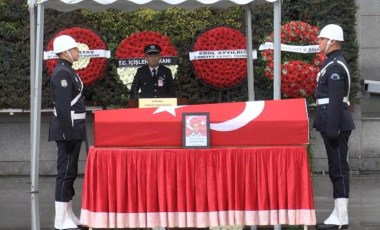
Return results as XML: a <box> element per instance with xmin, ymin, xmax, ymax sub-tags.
<box><xmin>80</xmin><ymin>146</ymin><xmax>316</xmax><ymax>228</ymax></box>
<box><xmin>94</xmin><ymin>98</ymin><xmax>309</xmax><ymax>147</ymax></box>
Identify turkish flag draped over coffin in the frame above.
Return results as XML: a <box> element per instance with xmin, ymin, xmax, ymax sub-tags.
<box><xmin>94</xmin><ymin>98</ymin><xmax>309</xmax><ymax>147</ymax></box>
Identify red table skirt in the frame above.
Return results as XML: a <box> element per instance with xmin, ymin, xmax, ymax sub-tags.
<box><xmin>80</xmin><ymin>146</ymin><xmax>315</xmax><ymax>228</ymax></box>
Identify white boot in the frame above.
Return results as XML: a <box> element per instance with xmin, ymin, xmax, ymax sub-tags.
<box><xmin>54</xmin><ymin>201</ymin><xmax>79</xmax><ymax>229</ymax></box>
<box><xmin>323</xmin><ymin>203</ymin><xmax>338</xmax><ymax>225</ymax></box>
<box><xmin>324</xmin><ymin>198</ymin><xmax>348</xmax><ymax>226</ymax></box>
<box><xmin>67</xmin><ymin>200</ymin><xmax>80</xmax><ymax>226</ymax></box>
<box><xmin>336</xmin><ymin>198</ymin><xmax>349</xmax><ymax>225</ymax></box>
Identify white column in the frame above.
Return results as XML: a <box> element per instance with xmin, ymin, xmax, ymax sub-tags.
<box><xmin>30</xmin><ymin>2</ymin><xmax>45</xmax><ymax>230</ymax></box>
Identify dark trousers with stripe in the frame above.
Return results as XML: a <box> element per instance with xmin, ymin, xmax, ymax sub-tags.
<box><xmin>321</xmin><ymin>130</ymin><xmax>351</xmax><ymax>199</ymax></box>
<box><xmin>55</xmin><ymin>140</ymin><xmax>82</xmax><ymax>202</ymax></box>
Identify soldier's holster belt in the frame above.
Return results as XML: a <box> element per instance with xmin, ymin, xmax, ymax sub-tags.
<box><xmin>317</xmin><ymin>97</ymin><xmax>349</xmax><ymax>105</ymax></box>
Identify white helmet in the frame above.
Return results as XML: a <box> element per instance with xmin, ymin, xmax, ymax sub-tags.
<box><xmin>318</xmin><ymin>24</ymin><xmax>344</xmax><ymax>41</ymax></box>
<box><xmin>53</xmin><ymin>35</ymin><xmax>78</xmax><ymax>54</ymax></box>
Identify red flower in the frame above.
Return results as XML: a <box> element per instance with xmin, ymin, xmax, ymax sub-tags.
<box><xmin>191</xmin><ymin>26</ymin><xmax>247</xmax><ymax>90</ymax></box>
<box><xmin>116</xmin><ymin>31</ymin><xmax>177</xmax><ymax>59</ymax></box>
<box><xmin>45</xmin><ymin>27</ymin><xmax>108</xmax><ymax>86</ymax></box>
<box><xmin>262</xmin><ymin>21</ymin><xmax>326</xmax><ymax>98</ymax></box>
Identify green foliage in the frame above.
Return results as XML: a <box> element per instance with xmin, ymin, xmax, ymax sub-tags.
<box><xmin>282</xmin><ymin>0</ymin><xmax>360</xmax><ymax>102</ymax></box>
<box><xmin>0</xmin><ymin>0</ymin><xmax>359</xmax><ymax>109</ymax></box>
<box><xmin>79</xmin><ymin>6</ymin><xmax>246</xmax><ymax>105</ymax></box>
<box><xmin>0</xmin><ymin>0</ymin><xmax>30</xmax><ymax>108</ymax></box>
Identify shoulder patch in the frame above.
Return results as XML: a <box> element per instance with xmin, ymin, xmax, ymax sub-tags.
<box><xmin>60</xmin><ymin>79</ymin><xmax>68</xmax><ymax>87</ymax></box>
<box><xmin>330</xmin><ymin>73</ymin><xmax>341</xmax><ymax>80</ymax></box>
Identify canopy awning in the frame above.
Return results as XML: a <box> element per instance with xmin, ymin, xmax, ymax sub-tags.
<box><xmin>30</xmin><ymin>0</ymin><xmax>276</xmax><ymax>11</ymax></box>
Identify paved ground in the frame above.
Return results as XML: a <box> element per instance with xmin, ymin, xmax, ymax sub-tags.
<box><xmin>1</xmin><ymin>173</ymin><xmax>380</xmax><ymax>230</ymax></box>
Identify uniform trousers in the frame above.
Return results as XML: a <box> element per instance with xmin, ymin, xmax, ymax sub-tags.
<box><xmin>321</xmin><ymin>130</ymin><xmax>351</xmax><ymax>199</ymax></box>
<box><xmin>55</xmin><ymin>140</ymin><xmax>82</xmax><ymax>202</ymax></box>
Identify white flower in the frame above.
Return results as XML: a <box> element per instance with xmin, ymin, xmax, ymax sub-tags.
<box><xmin>117</xmin><ymin>67</ymin><xmax>138</xmax><ymax>90</ymax></box>
<box><xmin>167</xmin><ymin>65</ymin><xmax>178</xmax><ymax>78</ymax></box>
<box><xmin>73</xmin><ymin>43</ymin><xmax>90</xmax><ymax>70</ymax></box>
<box><xmin>117</xmin><ymin>65</ymin><xmax>178</xmax><ymax>90</ymax></box>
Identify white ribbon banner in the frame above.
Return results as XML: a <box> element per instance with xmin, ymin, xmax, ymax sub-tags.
<box><xmin>189</xmin><ymin>49</ymin><xmax>257</xmax><ymax>61</ymax></box>
<box><xmin>259</xmin><ymin>42</ymin><xmax>320</xmax><ymax>54</ymax></box>
<box><xmin>43</xmin><ymin>49</ymin><xmax>111</xmax><ymax>60</ymax></box>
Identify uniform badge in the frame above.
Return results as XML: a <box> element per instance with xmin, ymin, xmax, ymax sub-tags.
<box><xmin>331</xmin><ymin>73</ymin><xmax>341</xmax><ymax>80</ymax></box>
<box><xmin>60</xmin><ymin>79</ymin><xmax>68</xmax><ymax>88</ymax></box>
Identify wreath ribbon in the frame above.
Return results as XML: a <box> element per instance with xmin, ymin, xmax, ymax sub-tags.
<box><xmin>259</xmin><ymin>42</ymin><xmax>319</xmax><ymax>54</ymax></box>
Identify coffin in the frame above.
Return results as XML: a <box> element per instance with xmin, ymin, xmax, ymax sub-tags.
<box><xmin>94</xmin><ymin>98</ymin><xmax>309</xmax><ymax>147</ymax></box>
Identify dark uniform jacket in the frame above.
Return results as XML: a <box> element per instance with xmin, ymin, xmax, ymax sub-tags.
<box><xmin>129</xmin><ymin>64</ymin><xmax>176</xmax><ymax>99</ymax></box>
<box><xmin>49</xmin><ymin>59</ymin><xmax>86</xmax><ymax>141</ymax></box>
<box><xmin>313</xmin><ymin>50</ymin><xmax>355</xmax><ymax>137</ymax></box>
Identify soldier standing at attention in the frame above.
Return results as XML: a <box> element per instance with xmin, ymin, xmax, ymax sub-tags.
<box><xmin>314</xmin><ymin>24</ymin><xmax>355</xmax><ymax>230</ymax></box>
<box><xmin>49</xmin><ymin>34</ymin><xmax>86</xmax><ymax>230</ymax></box>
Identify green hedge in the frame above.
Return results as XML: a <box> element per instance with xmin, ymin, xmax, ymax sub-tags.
<box><xmin>0</xmin><ymin>0</ymin><xmax>358</xmax><ymax>109</ymax></box>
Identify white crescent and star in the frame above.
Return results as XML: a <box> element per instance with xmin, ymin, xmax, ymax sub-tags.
<box><xmin>152</xmin><ymin>101</ymin><xmax>265</xmax><ymax>132</ymax></box>
<box><xmin>210</xmin><ymin>101</ymin><xmax>265</xmax><ymax>131</ymax></box>
<box><xmin>152</xmin><ymin>105</ymin><xmax>185</xmax><ymax>116</ymax></box>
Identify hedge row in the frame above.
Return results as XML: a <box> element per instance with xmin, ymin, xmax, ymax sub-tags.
<box><xmin>0</xmin><ymin>0</ymin><xmax>358</xmax><ymax>109</ymax></box>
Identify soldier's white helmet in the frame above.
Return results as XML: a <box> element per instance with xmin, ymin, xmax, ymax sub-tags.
<box><xmin>318</xmin><ymin>24</ymin><xmax>344</xmax><ymax>41</ymax></box>
<box><xmin>53</xmin><ymin>35</ymin><xmax>78</xmax><ymax>54</ymax></box>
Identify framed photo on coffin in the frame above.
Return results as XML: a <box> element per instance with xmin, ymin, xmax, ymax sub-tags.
<box><xmin>182</xmin><ymin>112</ymin><xmax>210</xmax><ymax>148</ymax></box>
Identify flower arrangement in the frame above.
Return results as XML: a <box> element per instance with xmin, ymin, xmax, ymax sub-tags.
<box><xmin>191</xmin><ymin>26</ymin><xmax>247</xmax><ymax>90</ymax></box>
<box><xmin>115</xmin><ymin>31</ymin><xmax>178</xmax><ymax>90</ymax></box>
<box><xmin>45</xmin><ymin>27</ymin><xmax>108</xmax><ymax>86</ymax></box>
<box><xmin>262</xmin><ymin>21</ymin><xmax>326</xmax><ymax>98</ymax></box>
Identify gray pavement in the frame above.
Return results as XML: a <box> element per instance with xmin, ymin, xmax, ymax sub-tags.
<box><xmin>1</xmin><ymin>173</ymin><xmax>380</xmax><ymax>230</ymax></box>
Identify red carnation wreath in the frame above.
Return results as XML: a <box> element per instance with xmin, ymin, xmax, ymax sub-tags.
<box><xmin>191</xmin><ymin>26</ymin><xmax>247</xmax><ymax>90</ymax></box>
<box><xmin>262</xmin><ymin>21</ymin><xmax>326</xmax><ymax>98</ymax></box>
<box><xmin>115</xmin><ymin>31</ymin><xmax>178</xmax><ymax>90</ymax></box>
<box><xmin>45</xmin><ymin>27</ymin><xmax>108</xmax><ymax>86</ymax></box>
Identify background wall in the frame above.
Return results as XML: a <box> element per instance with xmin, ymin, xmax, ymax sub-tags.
<box><xmin>0</xmin><ymin>111</ymin><xmax>93</xmax><ymax>175</ymax></box>
<box><xmin>0</xmin><ymin>0</ymin><xmax>379</xmax><ymax>175</ymax></box>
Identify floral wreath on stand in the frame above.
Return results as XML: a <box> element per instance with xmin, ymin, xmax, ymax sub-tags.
<box><xmin>45</xmin><ymin>27</ymin><xmax>109</xmax><ymax>86</ymax></box>
<box><xmin>261</xmin><ymin>21</ymin><xmax>326</xmax><ymax>98</ymax></box>
<box><xmin>190</xmin><ymin>26</ymin><xmax>248</xmax><ymax>90</ymax></box>
<box><xmin>115</xmin><ymin>31</ymin><xmax>178</xmax><ymax>90</ymax></box>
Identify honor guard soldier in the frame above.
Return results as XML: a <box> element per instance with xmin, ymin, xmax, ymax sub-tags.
<box><xmin>49</xmin><ymin>35</ymin><xmax>86</xmax><ymax>230</ymax></box>
<box><xmin>129</xmin><ymin>44</ymin><xmax>176</xmax><ymax>100</ymax></box>
<box><xmin>314</xmin><ymin>24</ymin><xmax>355</xmax><ymax>230</ymax></box>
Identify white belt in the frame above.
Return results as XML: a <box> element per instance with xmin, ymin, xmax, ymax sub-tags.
<box><xmin>71</xmin><ymin>111</ymin><xmax>86</xmax><ymax>120</ymax></box>
<box><xmin>317</xmin><ymin>97</ymin><xmax>350</xmax><ymax>105</ymax></box>
<box><xmin>53</xmin><ymin>108</ymin><xmax>86</xmax><ymax>126</ymax></box>
<box><xmin>70</xmin><ymin>111</ymin><xmax>85</xmax><ymax>126</ymax></box>
<box><xmin>53</xmin><ymin>108</ymin><xmax>86</xmax><ymax>119</ymax></box>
